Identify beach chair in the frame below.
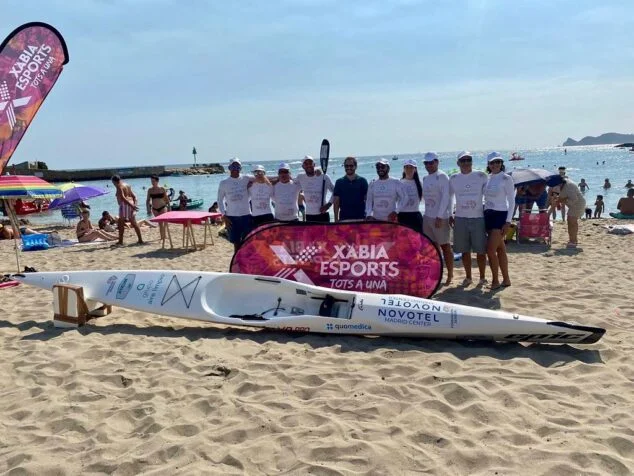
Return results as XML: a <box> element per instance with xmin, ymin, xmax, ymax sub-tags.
<box><xmin>61</xmin><ymin>204</ymin><xmax>81</xmax><ymax>226</ymax></box>
<box><xmin>517</xmin><ymin>209</ymin><xmax>552</xmax><ymax>247</ymax></box>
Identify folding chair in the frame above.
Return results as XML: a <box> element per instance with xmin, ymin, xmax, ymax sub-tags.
<box><xmin>61</xmin><ymin>204</ymin><xmax>81</xmax><ymax>226</ymax></box>
<box><xmin>517</xmin><ymin>209</ymin><xmax>552</xmax><ymax>247</ymax></box>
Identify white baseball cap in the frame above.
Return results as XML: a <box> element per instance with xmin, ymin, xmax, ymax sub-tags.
<box><xmin>403</xmin><ymin>158</ymin><xmax>417</xmax><ymax>167</ymax></box>
<box><xmin>278</xmin><ymin>162</ymin><xmax>290</xmax><ymax>171</ymax></box>
<box><xmin>303</xmin><ymin>155</ymin><xmax>314</xmax><ymax>163</ymax></box>
<box><xmin>457</xmin><ymin>151</ymin><xmax>472</xmax><ymax>160</ymax></box>
<box><xmin>376</xmin><ymin>158</ymin><xmax>390</xmax><ymax>165</ymax></box>
<box><xmin>423</xmin><ymin>152</ymin><xmax>439</xmax><ymax>163</ymax></box>
<box><xmin>252</xmin><ymin>165</ymin><xmax>265</xmax><ymax>172</ymax></box>
<box><xmin>487</xmin><ymin>151</ymin><xmax>503</xmax><ymax>162</ymax></box>
<box><xmin>228</xmin><ymin>157</ymin><xmax>241</xmax><ymax>166</ymax></box>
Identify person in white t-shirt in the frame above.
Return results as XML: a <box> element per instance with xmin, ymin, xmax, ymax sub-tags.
<box><xmin>483</xmin><ymin>152</ymin><xmax>515</xmax><ymax>290</ymax></box>
<box><xmin>365</xmin><ymin>158</ymin><xmax>404</xmax><ymax>222</ymax></box>
<box><xmin>397</xmin><ymin>158</ymin><xmax>423</xmax><ymax>233</ymax></box>
<box><xmin>295</xmin><ymin>155</ymin><xmax>334</xmax><ymax>222</ymax></box>
<box><xmin>422</xmin><ymin>152</ymin><xmax>454</xmax><ymax>285</ymax></box>
<box><xmin>272</xmin><ymin>162</ymin><xmax>301</xmax><ymax>222</ymax></box>
<box><xmin>449</xmin><ymin>151</ymin><xmax>488</xmax><ymax>286</ymax></box>
<box><xmin>248</xmin><ymin>164</ymin><xmax>275</xmax><ymax>227</ymax></box>
<box><xmin>217</xmin><ymin>157</ymin><xmax>253</xmax><ymax>251</ymax></box>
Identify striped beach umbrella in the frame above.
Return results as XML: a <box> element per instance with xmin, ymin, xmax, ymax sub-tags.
<box><xmin>0</xmin><ymin>175</ymin><xmax>62</xmax><ymax>199</ymax></box>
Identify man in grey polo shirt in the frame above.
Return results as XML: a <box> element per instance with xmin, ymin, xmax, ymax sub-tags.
<box><xmin>449</xmin><ymin>151</ymin><xmax>488</xmax><ymax>286</ymax></box>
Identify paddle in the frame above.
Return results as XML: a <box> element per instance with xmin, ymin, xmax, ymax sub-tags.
<box><xmin>320</xmin><ymin>139</ymin><xmax>330</xmax><ymax>211</ymax></box>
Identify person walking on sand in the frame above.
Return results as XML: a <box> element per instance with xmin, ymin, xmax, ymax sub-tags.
<box><xmin>449</xmin><ymin>151</ymin><xmax>488</xmax><ymax>286</ymax></box>
<box><xmin>111</xmin><ymin>175</ymin><xmax>144</xmax><ymax>245</ymax></box>
<box><xmin>483</xmin><ymin>152</ymin><xmax>515</xmax><ymax>289</ymax></box>
<box><xmin>422</xmin><ymin>152</ymin><xmax>454</xmax><ymax>285</ymax></box>
<box><xmin>365</xmin><ymin>158</ymin><xmax>404</xmax><ymax>222</ymax></box>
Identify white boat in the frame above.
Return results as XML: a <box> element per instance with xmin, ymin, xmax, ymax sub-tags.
<box><xmin>12</xmin><ymin>270</ymin><xmax>605</xmax><ymax>344</ymax></box>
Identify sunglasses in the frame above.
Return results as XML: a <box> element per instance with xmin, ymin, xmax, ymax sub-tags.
<box><xmin>458</xmin><ymin>158</ymin><xmax>473</xmax><ymax>163</ymax></box>
<box><xmin>228</xmin><ymin>164</ymin><xmax>241</xmax><ymax>171</ymax></box>
<box><xmin>279</xmin><ymin>170</ymin><xmax>290</xmax><ymax>174</ymax></box>
<box><xmin>375</xmin><ymin>164</ymin><xmax>388</xmax><ymax>169</ymax></box>
<box><xmin>254</xmin><ymin>170</ymin><xmax>265</xmax><ymax>175</ymax></box>
<box><xmin>489</xmin><ymin>160</ymin><xmax>503</xmax><ymax>165</ymax></box>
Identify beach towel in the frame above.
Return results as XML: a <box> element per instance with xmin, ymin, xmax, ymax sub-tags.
<box><xmin>604</xmin><ymin>224</ymin><xmax>634</xmax><ymax>235</ymax></box>
<box><xmin>609</xmin><ymin>212</ymin><xmax>634</xmax><ymax>220</ymax></box>
<box><xmin>0</xmin><ymin>277</ymin><xmax>20</xmax><ymax>289</ymax></box>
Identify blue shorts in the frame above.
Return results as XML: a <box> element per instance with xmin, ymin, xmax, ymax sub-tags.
<box><xmin>484</xmin><ymin>209</ymin><xmax>508</xmax><ymax>231</ymax></box>
<box><xmin>227</xmin><ymin>215</ymin><xmax>252</xmax><ymax>244</ymax></box>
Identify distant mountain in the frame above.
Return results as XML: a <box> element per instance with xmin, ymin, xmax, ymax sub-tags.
<box><xmin>563</xmin><ymin>133</ymin><xmax>634</xmax><ymax>147</ymax></box>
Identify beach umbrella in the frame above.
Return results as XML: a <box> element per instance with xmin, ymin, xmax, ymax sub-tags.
<box><xmin>509</xmin><ymin>168</ymin><xmax>563</xmax><ymax>187</ymax></box>
<box><xmin>48</xmin><ymin>182</ymin><xmax>109</xmax><ymax>209</ymax></box>
<box><xmin>0</xmin><ymin>175</ymin><xmax>62</xmax><ymax>272</ymax></box>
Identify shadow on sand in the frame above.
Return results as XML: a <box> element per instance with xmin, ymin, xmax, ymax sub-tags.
<box><xmin>2</xmin><ymin>316</ymin><xmax>604</xmax><ymax>368</ymax></box>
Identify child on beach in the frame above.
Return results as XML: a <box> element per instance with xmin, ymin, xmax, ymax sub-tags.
<box><xmin>594</xmin><ymin>195</ymin><xmax>605</xmax><ymax>218</ymax></box>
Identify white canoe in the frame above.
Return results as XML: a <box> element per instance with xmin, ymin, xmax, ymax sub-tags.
<box><xmin>12</xmin><ymin>270</ymin><xmax>605</xmax><ymax>344</ymax></box>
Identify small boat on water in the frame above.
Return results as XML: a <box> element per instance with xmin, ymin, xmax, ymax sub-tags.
<box><xmin>392</xmin><ymin>156</ymin><xmax>399</xmax><ymax>161</ymax></box>
<box><xmin>14</xmin><ymin>199</ymin><xmax>50</xmax><ymax>215</ymax></box>
<box><xmin>171</xmin><ymin>198</ymin><xmax>204</xmax><ymax>210</ymax></box>
<box><xmin>510</xmin><ymin>152</ymin><xmax>525</xmax><ymax>161</ymax></box>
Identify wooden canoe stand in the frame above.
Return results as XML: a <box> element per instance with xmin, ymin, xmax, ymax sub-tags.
<box><xmin>53</xmin><ymin>284</ymin><xmax>112</xmax><ymax>328</ymax></box>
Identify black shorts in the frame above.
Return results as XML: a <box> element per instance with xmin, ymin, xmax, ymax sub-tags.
<box><xmin>397</xmin><ymin>211</ymin><xmax>423</xmax><ymax>234</ymax></box>
<box><xmin>306</xmin><ymin>212</ymin><xmax>330</xmax><ymax>223</ymax></box>
<box><xmin>252</xmin><ymin>214</ymin><xmax>275</xmax><ymax>227</ymax></box>
<box><xmin>484</xmin><ymin>209</ymin><xmax>508</xmax><ymax>231</ymax></box>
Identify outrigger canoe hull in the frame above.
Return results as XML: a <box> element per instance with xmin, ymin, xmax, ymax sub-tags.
<box><xmin>12</xmin><ymin>270</ymin><xmax>605</xmax><ymax>344</ymax></box>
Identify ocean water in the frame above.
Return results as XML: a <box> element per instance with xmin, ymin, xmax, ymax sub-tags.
<box><xmin>21</xmin><ymin>145</ymin><xmax>634</xmax><ymax>226</ymax></box>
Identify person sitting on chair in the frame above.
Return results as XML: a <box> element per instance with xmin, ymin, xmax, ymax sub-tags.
<box><xmin>76</xmin><ymin>210</ymin><xmax>118</xmax><ymax>242</ymax></box>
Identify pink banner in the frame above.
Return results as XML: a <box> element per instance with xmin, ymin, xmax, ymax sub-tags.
<box><xmin>0</xmin><ymin>22</ymin><xmax>69</xmax><ymax>174</ymax></box>
<box><xmin>230</xmin><ymin>222</ymin><xmax>443</xmax><ymax>298</ymax></box>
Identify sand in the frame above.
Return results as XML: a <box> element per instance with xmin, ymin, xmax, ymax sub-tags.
<box><xmin>0</xmin><ymin>219</ymin><xmax>633</xmax><ymax>475</ymax></box>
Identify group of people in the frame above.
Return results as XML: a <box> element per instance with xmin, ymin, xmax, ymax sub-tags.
<box><xmin>216</xmin><ymin>151</ymin><xmax>524</xmax><ymax>290</ymax></box>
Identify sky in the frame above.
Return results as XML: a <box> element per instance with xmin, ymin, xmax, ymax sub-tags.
<box><xmin>3</xmin><ymin>0</ymin><xmax>634</xmax><ymax>168</ymax></box>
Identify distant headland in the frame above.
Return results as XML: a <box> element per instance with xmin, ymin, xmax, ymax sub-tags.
<box><xmin>562</xmin><ymin>132</ymin><xmax>634</xmax><ymax>147</ymax></box>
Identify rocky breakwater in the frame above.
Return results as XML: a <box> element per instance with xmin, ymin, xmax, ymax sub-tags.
<box><xmin>166</xmin><ymin>164</ymin><xmax>224</xmax><ymax>176</ymax></box>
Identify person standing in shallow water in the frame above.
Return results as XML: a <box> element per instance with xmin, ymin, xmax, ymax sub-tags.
<box><xmin>111</xmin><ymin>175</ymin><xmax>144</xmax><ymax>245</ymax></box>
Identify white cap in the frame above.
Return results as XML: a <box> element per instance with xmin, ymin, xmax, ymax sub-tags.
<box><xmin>229</xmin><ymin>157</ymin><xmax>241</xmax><ymax>165</ymax></box>
<box><xmin>457</xmin><ymin>150</ymin><xmax>472</xmax><ymax>160</ymax></box>
<box><xmin>423</xmin><ymin>152</ymin><xmax>438</xmax><ymax>163</ymax></box>
<box><xmin>376</xmin><ymin>158</ymin><xmax>389</xmax><ymax>165</ymax></box>
<box><xmin>303</xmin><ymin>155</ymin><xmax>314</xmax><ymax>163</ymax></box>
<box><xmin>487</xmin><ymin>151</ymin><xmax>502</xmax><ymax>162</ymax></box>
<box><xmin>278</xmin><ymin>162</ymin><xmax>290</xmax><ymax>171</ymax></box>
<box><xmin>252</xmin><ymin>165</ymin><xmax>265</xmax><ymax>172</ymax></box>
<box><xmin>403</xmin><ymin>158</ymin><xmax>417</xmax><ymax>167</ymax></box>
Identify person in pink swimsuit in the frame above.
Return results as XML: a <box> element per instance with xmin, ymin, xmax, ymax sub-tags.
<box><xmin>111</xmin><ymin>175</ymin><xmax>144</xmax><ymax>245</ymax></box>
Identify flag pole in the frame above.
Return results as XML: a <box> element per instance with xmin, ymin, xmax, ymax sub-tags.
<box><xmin>3</xmin><ymin>199</ymin><xmax>21</xmax><ymax>272</ymax></box>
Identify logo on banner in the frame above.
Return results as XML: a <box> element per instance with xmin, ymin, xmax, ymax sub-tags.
<box><xmin>0</xmin><ymin>82</ymin><xmax>31</xmax><ymax>130</ymax></box>
<box><xmin>269</xmin><ymin>243</ymin><xmax>320</xmax><ymax>284</ymax></box>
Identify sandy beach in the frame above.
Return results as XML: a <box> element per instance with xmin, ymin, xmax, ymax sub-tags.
<box><xmin>1</xmin><ymin>220</ymin><xmax>632</xmax><ymax>475</ymax></box>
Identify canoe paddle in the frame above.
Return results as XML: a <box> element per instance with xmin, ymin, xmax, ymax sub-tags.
<box><xmin>320</xmin><ymin>139</ymin><xmax>330</xmax><ymax>210</ymax></box>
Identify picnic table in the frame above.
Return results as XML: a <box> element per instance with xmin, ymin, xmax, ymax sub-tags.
<box><xmin>150</xmin><ymin>211</ymin><xmax>221</xmax><ymax>251</ymax></box>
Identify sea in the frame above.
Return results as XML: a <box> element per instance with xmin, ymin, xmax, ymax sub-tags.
<box><xmin>20</xmin><ymin>145</ymin><xmax>634</xmax><ymax>226</ymax></box>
